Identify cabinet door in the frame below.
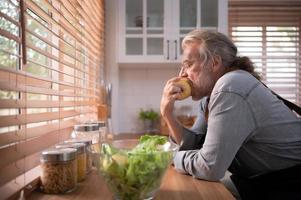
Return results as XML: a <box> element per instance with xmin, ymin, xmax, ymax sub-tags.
<box><xmin>146</xmin><ymin>0</ymin><xmax>164</xmax><ymax>56</ymax></box>
<box><xmin>119</xmin><ymin>0</ymin><xmax>167</xmax><ymax>63</ymax></box>
<box><xmin>173</xmin><ymin>0</ymin><xmax>227</xmax><ymax>61</ymax></box>
<box><xmin>123</xmin><ymin>0</ymin><xmax>143</xmax><ymax>57</ymax></box>
<box><xmin>118</xmin><ymin>0</ymin><xmax>227</xmax><ymax>63</ymax></box>
<box><xmin>176</xmin><ymin>0</ymin><xmax>199</xmax><ymax>60</ymax></box>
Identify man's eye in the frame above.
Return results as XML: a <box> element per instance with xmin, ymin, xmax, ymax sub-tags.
<box><xmin>185</xmin><ymin>63</ymin><xmax>192</xmax><ymax>68</ymax></box>
<box><xmin>180</xmin><ymin>62</ymin><xmax>193</xmax><ymax>72</ymax></box>
<box><xmin>182</xmin><ymin>63</ymin><xmax>189</xmax><ymax>68</ymax></box>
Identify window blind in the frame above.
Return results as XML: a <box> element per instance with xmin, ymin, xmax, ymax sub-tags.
<box><xmin>229</xmin><ymin>1</ymin><xmax>301</xmax><ymax>105</ymax></box>
<box><xmin>0</xmin><ymin>0</ymin><xmax>104</xmax><ymax>198</ymax></box>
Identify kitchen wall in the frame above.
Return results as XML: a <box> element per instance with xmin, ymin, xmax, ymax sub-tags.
<box><xmin>105</xmin><ymin>0</ymin><xmax>199</xmax><ymax>134</ymax></box>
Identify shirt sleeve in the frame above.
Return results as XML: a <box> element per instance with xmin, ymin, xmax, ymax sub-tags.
<box><xmin>178</xmin><ymin>97</ymin><xmax>208</xmax><ymax>150</ymax></box>
<box><xmin>189</xmin><ymin>97</ymin><xmax>208</xmax><ymax>134</ymax></box>
<box><xmin>173</xmin><ymin>92</ymin><xmax>256</xmax><ymax>181</ymax></box>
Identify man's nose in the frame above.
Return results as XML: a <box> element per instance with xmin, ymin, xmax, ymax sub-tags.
<box><xmin>179</xmin><ymin>67</ymin><xmax>188</xmax><ymax>77</ymax></box>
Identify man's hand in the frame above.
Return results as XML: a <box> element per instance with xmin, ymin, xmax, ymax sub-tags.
<box><xmin>160</xmin><ymin>77</ymin><xmax>189</xmax><ymax>144</ymax></box>
<box><xmin>160</xmin><ymin>77</ymin><xmax>182</xmax><ymax>117</ymax></box>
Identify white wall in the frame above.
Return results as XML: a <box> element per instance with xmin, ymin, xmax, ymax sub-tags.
<box><xmin>105</xmin><ymin>0</ymin><xmax>120</xmax><ymax>134</ymax></box>
<box><xmin>104</xmin><ymin>0</ymin><xmax>114</xmax><ymax>80</ymax></box>
<box><xmin>105</xmin><ymin>0</ymin><xmax>200</xmax><ymax>134</ymax></box>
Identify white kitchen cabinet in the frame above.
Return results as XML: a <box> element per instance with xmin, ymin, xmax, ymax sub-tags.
<box><xmin>118</xmin><ymin>0</ymin><xmax>228</xmax><ymax>63</ymax></box>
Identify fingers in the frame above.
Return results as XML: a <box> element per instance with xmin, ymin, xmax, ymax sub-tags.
<box><xmin>165</xmin><ymin>80</ymin><xmax>182</xmax><ymax>96</ymax></box>
<box><xmin>166</xmin><ymin>76</ymin><xmax>181</xmax><ymax>85</ymax></box>
<box><xmin>169</xmin><ymin>85</ymin><xmax>182</xmax><ymax>95</ymax></box>
<box><xmin>171</xmin><ymin>93</ymin><xmax>181</xmax><ymax>100</ymax></box>
<box><xmin>162</xmin><ymin>79</ymin><xmax>184</xmax><ymax>103</ymax></box>
<box><xmin>161</xmin><ymin>77</ymin><xmax>184</xmax><ymax>116</ymax></box>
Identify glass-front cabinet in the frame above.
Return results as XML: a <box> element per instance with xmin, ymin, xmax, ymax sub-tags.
<box><xmin>118</xmin><ymin>0</ymin><xmax>228</xmax><ymax>63</ymax></box>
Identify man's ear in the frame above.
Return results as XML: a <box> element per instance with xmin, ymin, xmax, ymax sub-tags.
<box><xmin>212</xmin><ymin>55</ymin><xmax>222</xmax><ymax>73</ymax></box>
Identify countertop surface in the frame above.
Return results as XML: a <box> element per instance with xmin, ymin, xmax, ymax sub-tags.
<box><xmin>29</xmin><ymin>166</ymin><xmax>235</xmax><ymax>200</ymax></box>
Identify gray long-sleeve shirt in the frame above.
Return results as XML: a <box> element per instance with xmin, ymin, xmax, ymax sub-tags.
<box><xmin>173</xmin><ymin>70</ymin><xmax>301</xmax><ymax>181</ymax></box>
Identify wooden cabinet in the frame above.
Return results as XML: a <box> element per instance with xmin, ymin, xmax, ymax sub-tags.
<box><xmin>118</xmin><ymin>0</ymin><xmax>228</xmax><ymax>63</ymax></box>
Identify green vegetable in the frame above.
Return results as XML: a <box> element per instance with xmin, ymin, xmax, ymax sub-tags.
<box><xmin>138</xmin><ymin>109</ymin><xmax>159</xmax><ymax>121</ymax></box>
<box><xmin>99</xmin><ymin>135</ymin><xmax>173</xmax><ymax>200</ymax></box>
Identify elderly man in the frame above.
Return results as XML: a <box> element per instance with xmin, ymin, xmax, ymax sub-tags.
<box><xmin>160</xmin><ymin>29</ymin><xmax>301</xmax><ymax>199</ymax></box>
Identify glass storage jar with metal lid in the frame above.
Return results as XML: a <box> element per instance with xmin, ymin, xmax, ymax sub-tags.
<box><xmin>64</xmin><ymin>138</ymin><xmax>93</xmax><ymax>173</ymax></box>
<box><xmin>56</xmin><ymin>143</ymin><xmax>86</xmax><ymax>182</ymax></box>
<box><xmin>93</xmin><ymin>121</ymin><xmax>107</xmax><ymax>142</ymax></box>
<box><xmin>40</xmin><ymin>148</ymin><xmax>77</xmax><ymax>194</ymax></box>
<box><xmin>73</xmin><ymin>123</ymin><xmax>100</xmax><ymax>144</ymax></box>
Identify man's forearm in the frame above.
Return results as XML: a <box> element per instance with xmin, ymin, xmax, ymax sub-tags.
<box><xmin>162</xmin><ymin>113</ymin><xmax>183</xmax><ymax>144</ymax></box>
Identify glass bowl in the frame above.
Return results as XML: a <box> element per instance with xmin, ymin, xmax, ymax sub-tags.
<box><xmin>88</xmin><ymin>135</ymin><xmax>178</xmax><ymax>200</ymax></box>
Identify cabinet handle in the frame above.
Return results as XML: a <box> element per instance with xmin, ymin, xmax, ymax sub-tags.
<box><xmin>166</xmin><ymin>40</ymin><xmax>170</xmax><ymax>60</ymax></box>
<box><xmin>174</xmin><ymin>40</ymin><xmax>178</xmax><ymax>60</ymax></box>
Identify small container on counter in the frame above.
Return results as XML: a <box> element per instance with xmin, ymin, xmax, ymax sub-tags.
<box><xmin>40</xmin><ymin>148</ymin><xmax>77</xmax><ymax>194</ymax></box>
<box><xmin>56</xmin><ymin>143</ymin><xmax>86</xmax><ymax>182</ymax></box>
<box><xmin>64</xmin><ymin>138</ymin><xmax>93</xmax><ymax>173</ymax></box>
<box><xmin>94</xmin><ymin>121</ymin><xmax>108</xmax><ymax>143</ymax></box>
<box><xmin>73</xmin><ymin>123</ymin><xmax>100</xmax><ymax>144</ymax></box>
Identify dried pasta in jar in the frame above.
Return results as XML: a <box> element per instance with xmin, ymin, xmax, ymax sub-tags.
<box><xmin>40</xmin><ymin>148</ymin><xmax>77</xmax><ymax>194</ymax></box>
<box><xmin>56</xmin><ymin>143</ymin><xmax>87</xmax><ymax>182</ymax></box>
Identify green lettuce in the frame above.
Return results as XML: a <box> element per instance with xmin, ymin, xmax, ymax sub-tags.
<box><xmin>99</xmin><ymin>135</ymin><xmax>173</xmax><ymax>200</ymax></box>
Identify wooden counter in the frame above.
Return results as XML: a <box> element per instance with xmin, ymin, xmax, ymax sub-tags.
<box><xmin>29</xmin><ymin>166</ymin><xmax>235</xmax><ymax>200</ymax></box>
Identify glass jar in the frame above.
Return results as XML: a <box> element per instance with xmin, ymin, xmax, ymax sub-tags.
<box><xmin>73</xmin><ymin>124</ymin><xmax>100</xmax><ymax>144</ymax></box>
<box><xmin>94</xmin><ymin>121</ymin><xmax>108</xmax><ymax>143</ymax></box>
<box><xmin>56</xmin><ymin>143</ymin><xmax>87</xmax><ymax>182</ymax></box>
<box><xmin>64</xmin><ymin>139</ymin><xmax>93</xmax><ymax>173</ymax></box>
<box><xmin>40</xmin><ymin>148</ymin><xmax>77</xmax><ymax>194</ymax></box>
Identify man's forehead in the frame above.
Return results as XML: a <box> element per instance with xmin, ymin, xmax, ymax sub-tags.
<box><xmin>182</xmin><ymin>45</ymin><xmax>200</xmax><ymax>61</ymax></box>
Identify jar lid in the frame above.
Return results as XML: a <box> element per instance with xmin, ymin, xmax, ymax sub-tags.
<box><xmin>74</xmin><ymin>124</ymin><xmax>99</xmax><ymax>132</ymax></box>
<box><xmin>41</xmin><ymin>148</ymin><xmax>77</xmax><ymax>162</ymax></box>
<box><xmin>91</xmin><ymin>121</ymin><xmax>106</xmax><ymax>127</ymax></box>
<box><xmin>56</xmin><ymin>143</ymin><xmax>86</xmax><ymax>154</ymax></box>
<box><xmin>64</xmin><ymin>138</ymin><xmax>93</xmax><ymax>147</ymax></box>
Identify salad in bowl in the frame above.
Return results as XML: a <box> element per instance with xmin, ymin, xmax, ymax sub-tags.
<box><xmin>89</xmin><ymin>135</ymin><xmax>178</xmax><ymax>200</ymax></box>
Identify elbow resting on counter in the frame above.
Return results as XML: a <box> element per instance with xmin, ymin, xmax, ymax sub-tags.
<box><xmin>173</xmin><ymin>150</ymin><xmax>225</xmax><ymax>181</ymax></box>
